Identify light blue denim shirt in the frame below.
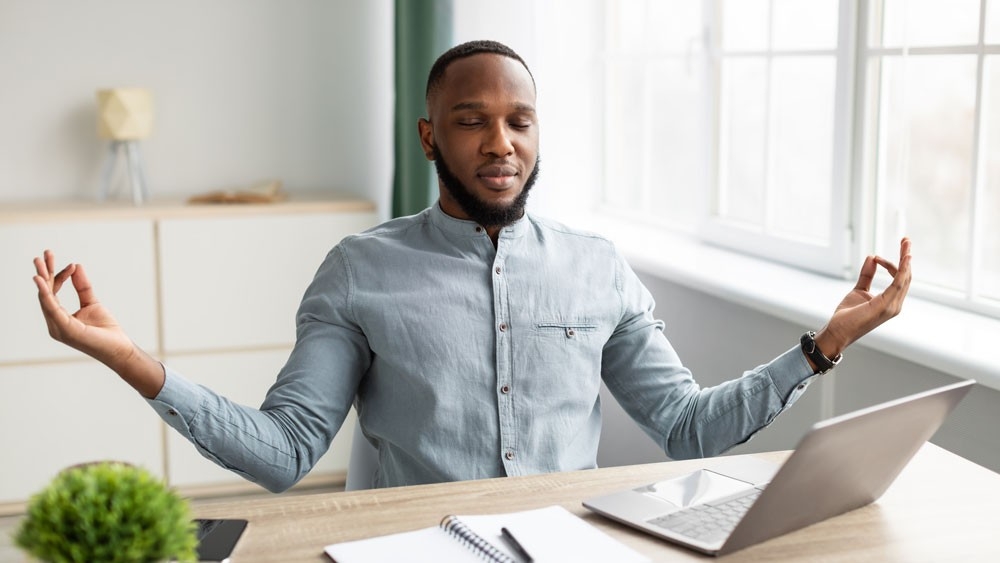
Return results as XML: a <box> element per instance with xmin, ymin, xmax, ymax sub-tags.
<box><xmin>148</xmin><ymin>203</ymin><xmax>817</xmax><ymax>492</ymax></box>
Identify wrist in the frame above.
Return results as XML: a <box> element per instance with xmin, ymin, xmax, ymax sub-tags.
<box><xmin>813</xmin><ymin>329</ymin><xmax>844</xmax><ymax>361</ymax></box>
<box><xmin>800</xmin><ymin>330</ymin><xmax>843</xmax><ymax>374</ymax></box>
<box><xmin>103</xmin><ymin>343</ymin><xmax>166</xmax><ymax>399</ymax></box>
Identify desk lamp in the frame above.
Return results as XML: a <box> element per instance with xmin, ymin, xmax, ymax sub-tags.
<box><xmin>96</xmin><ymin>88</ymin><xmax>153</xmax><ymax>205</ymax></box>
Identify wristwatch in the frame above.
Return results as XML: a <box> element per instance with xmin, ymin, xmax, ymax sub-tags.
<box><xmin>800</xmin><ymin>331</ymin><xmax>842</xmax><ymax>374</ymax></box>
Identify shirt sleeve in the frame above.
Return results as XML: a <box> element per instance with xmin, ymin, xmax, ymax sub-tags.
<box><xmin>146</xmin><ymin>245</ymin><xmax>371</xmax><ymax>492</ymax></box>
<box><xmin>600</xmin><ymin>250</ymin><xmax>817</xmax><ymax>460</ymax></box>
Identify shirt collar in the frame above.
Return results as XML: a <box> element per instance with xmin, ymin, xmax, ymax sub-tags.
<box><xmin>428</xmin><ymin>200</ymin><xmax>529</xmax><ymax>240</ymax></box>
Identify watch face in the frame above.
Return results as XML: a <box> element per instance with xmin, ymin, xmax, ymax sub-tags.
<box><xmin>801</xmin><ymin>332</ymin><xmax>817</xmax><ymax>353</ymax></box>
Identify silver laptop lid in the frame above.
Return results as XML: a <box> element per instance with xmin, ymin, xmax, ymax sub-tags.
<box><xmin>719</xmin><ymin>379</ymin><xmax>974</xmax><ymax>555</ymax></box>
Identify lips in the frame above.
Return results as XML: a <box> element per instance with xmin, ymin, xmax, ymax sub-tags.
<box><xmin>477</xmin><ymin>164</ymin><xmax>519</xmax><ymax>189</ymax></box>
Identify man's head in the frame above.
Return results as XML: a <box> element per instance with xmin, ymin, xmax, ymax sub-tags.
<box><xmin>418</xmin><ymin>40</ymin><xmax>540</xmax><ymax>231</ymax></box>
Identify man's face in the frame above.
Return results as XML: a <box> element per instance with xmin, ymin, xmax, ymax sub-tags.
<box><xmin>419</xmin><ymin>54</ymin><xmax>540</xmax><ymax>228</ymax></box>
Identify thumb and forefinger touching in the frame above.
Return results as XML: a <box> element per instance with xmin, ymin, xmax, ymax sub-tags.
<box><xmin>860</xmin><ymin>237</ymin><xmax>912</xmax><ymax>315</ymax></box>
<box><xmin>32</xmin><ymin>250</ymin><xmax>99</xmax><ymax>335</ymax></box>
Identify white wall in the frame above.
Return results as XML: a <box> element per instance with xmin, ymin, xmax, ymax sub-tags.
<box><xmin>0</xmin><ymin>0</ymin><xmax>394</xmax><ymax>218</ymax></box>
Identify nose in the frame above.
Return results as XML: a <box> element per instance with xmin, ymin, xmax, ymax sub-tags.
<box><xmin>481</xmin><ymin>121</ymin><xmax>514</xmax><ymax>157</ymax></box>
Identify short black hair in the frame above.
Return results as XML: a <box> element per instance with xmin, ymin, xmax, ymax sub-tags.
<box><xmin>425</xmin><ymin>39</ymin><xmax>535</xmax><ymax>102</ymax></box>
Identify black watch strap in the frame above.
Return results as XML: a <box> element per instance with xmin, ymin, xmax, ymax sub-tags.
<box><xmin>800</xmin><ymin>331</ymin><xmax>842</xmax><ymax>374</ymax></box>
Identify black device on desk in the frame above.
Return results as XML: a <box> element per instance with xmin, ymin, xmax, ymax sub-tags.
<box><xmin>195</xmin><ymin>518</ymin><xmax>248</xmax><ymax>563</ymax></box>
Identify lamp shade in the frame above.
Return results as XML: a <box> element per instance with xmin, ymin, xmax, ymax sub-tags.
<box><xmin>96</xmin><ymin>88</ymin><xmax>153</xmax><ymax>140</ymax></box>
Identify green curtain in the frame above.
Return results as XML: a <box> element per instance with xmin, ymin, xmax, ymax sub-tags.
<box><xmin>392</xmin><ymin>0</ymin><xmax>453</xmax><ymax>218</ymax></box>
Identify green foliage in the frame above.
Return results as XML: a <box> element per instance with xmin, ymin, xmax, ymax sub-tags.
<box><xmin>14</xmin><ymin>462</ymin><xmax>198</xmax><ymax>563</ymax></box>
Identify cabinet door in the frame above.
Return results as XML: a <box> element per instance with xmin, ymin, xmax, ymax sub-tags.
<box><xmin>157</xmin><ymin>212</ymin><xmax>376</xmax><ymax>353</ymax></box>
<box><xmin>162</xmin><ymin>349</ymin><xmax>355</xmax><ymax>488</ymax></box>
<box><xmin>0</xmin><ymin>361</ymin><xmax>165</xmax><ymax>504</ymax></box>
<box><xmin>0</xmin><ymin>219</ymin><xmax>158</xmax><ymax>363</ymax></box>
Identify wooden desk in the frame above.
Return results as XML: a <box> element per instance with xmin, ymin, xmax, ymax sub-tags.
<box><xmin>194</xmin><ymin>444</ymin><xmax>1000</xmax><ymax>561</ymax></box>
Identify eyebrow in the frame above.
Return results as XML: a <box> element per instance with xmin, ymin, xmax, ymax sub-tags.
<box><xmin>450</xmin><ymin>101</ymin><xmax>536</xmax><ymax>113</ymax></box>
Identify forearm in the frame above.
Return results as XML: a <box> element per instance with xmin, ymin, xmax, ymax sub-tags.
<box><xmin>663</xmin><ymin>347</ymin><xmax>815</xmax><ymax>459</ymax></box>
<box><xmin>148</xmin><ymin>368</ymin><xmax>305</xmax><ymax>492</ymax></box>
<box><xmin>98</xmin><ymin>342</ymin><xmax>166</xmax><ymax>399</ymax></box>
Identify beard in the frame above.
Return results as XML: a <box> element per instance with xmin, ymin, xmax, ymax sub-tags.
<box><xmin>433</xmin><ymin>144</ymin><xmax>540</xmax><ymax>229</ymax></box>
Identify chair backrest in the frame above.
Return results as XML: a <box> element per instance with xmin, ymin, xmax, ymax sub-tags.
<box><xmin>344</xmin><ymin>422</ymin><xmax>378</xmax><ymax>491</ymax></box>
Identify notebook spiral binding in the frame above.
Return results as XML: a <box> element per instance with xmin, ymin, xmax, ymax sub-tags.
<box><xmin>440</xmin><ymin>515</ymin><xmax>517</xmax><ymax>563</ymax></box>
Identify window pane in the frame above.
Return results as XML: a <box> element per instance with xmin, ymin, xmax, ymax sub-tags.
<box><xmin>604</xmin><ymin>64</ymin><xmax>646</xmax><ymax>208</ymax></box>
<box><xmin>980</xmin><ymin>56</ymin><xmax>1000</xmax><ymax>302</ymax></box>
<box><xmin>876</xmin><ymin>56</ymin><xmax>977</xmax><ymax>293</ymax></box>
<box><xmin>880</xmin><ymin>0</ymin><xmax>981</xmax><ymax>47</ymax></box>
<box><xmin>647</xmin><ymin>60</ymin><xmax>711</xmax><ymax>230</ymax></box>
<box><xmin>647</xmin><ymin>1</ymin><xmax>704</xmax><ymax>52</ymax></box>
<box><xmin>719</xmin><ymin>58</ymin><xmax>767</xmax><ymax>226</ymax></box>
<box><xmin>769</xmin><ymin>56</ymin><xmax>836</xmax><ymax>242</ymax></box>
<box><xmin>608</xmin><ymin>0</ymin><xmax>652</xmax><ymax>52</ymax></box>
<box><xmin>722</xmin><ymin>0</ymin><xmax>769</xmax><ymax>51</ymax></box>
<box><xmin>987</xmin><ymin>0</ymin><xmax>1000</xmax><ymax>44</ymax></box>
<box><xmin>772</xmin><ymin>0</ymin><xmax>839</xmax><ymax>50</ymax></box>
<box><xmin>609</xmin><ymin>0</ymin><xmax>703</xmax><ymax>52</ymax></box>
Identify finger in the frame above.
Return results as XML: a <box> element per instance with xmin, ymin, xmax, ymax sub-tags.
<box><xmin>893</xmin><ymin>252</ymin><xmax>913</xmax><ymax>290</ymax></box>
<box><xmin>71</xmin><ymin>264</ymin><xmax>98</xmax><ymax>308</ymax></box>
<box><xmin>855</xmin><ymin>255</ymin><xmax>877</xmax><ymax>292</ymax></box>
<box><xmin>873</xmin><ymin>256</ymin><xmax>898</xmax><ymax>277</ymax></box>
<box><xmin>33</xmin><ymin>274</ymin><xmax>51</xmax><ymax>298</ymax></box>
<box><xmin>899</xmin><ymin>237</ymin><xmax>911</xmax><ymax>261</ymax></box>
<box><xmin>51</xmin><ymin>264</ymin><xmax>76</xmax><ymax>294</ymax></box>
<box><xmin>44</xmin><ymin>249</ymin><xmax>56</xmax><ymax>280</ymax></box>
<box><xmin>34</xmin><ymin>275</ymin><xmax>68</xmax><ymax>321</ymax></box>
<box><xmin>33</xmin><ymin>256</ymin><xmax>50</xmax><ymax>280</ymax></box>
<box><xmin>875</xmin><ymin>253</ymin><xmax>913</xmax><ymax>314</ymax></box>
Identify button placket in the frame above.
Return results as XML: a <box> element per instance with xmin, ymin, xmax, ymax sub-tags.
<box><xmin>492</xmin><ymin>246</ymin><xmax>517</xmax><ymax>474</ymax></box>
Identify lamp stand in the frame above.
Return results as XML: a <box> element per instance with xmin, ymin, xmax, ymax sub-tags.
<box><xmin>98</xmin><ymin>140</ymin><xmax>150</xmax><ymax>205</ymax></box>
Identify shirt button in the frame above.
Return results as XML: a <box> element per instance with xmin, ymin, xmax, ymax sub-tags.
<box><xmin>167</xmin><ymin>409</ymin><xmax>178</xmax><ymax>416</ymax></box>
<box><xmin>567</xmin><ymin>328</ymin><xmax>576</xmax><ymax>337</ymax></box>
<box><xmin>797</xmin><ymin>383</ymin><xmax>807</xmax><ymax>391</ymax></box>
<box><xmin>501</xmin><ymin>385</ymin><xmax>511</xmax><ymax>394</ymax></box>
<box><xmin>475</xmin><ymin>226</ymin><xmax>483</xmax><ymax>233</ymax></box>
<box><xmin>495</xmin><ymin>266</ymin><xmax>502</xmax><ymax>274</ymax></box>
<box><xmin>499</xmin><ymin>323</ymin><xmax>507</xmax><ymax>332</ymax></box>
<box><xmin>505</xmin><ymin>451</ymin><xmax>515</xmax><ymax>460</ymax></box>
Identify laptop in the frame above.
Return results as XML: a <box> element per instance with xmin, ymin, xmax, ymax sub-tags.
<box><xmin>583</xmin><ymin>379</ymin><xmax>974</xmax><ymax>556</ymax></box>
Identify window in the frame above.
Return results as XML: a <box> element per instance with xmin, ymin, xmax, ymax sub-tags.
<box><xmin>862</xmin><ymin>0</ymin><xmax>1000</xmax><ymax>314</ymax></box>
<box><xmin>602</xmin><ymin>0</ymin><xmax>1000</xmax><ymax>318</ymax></box>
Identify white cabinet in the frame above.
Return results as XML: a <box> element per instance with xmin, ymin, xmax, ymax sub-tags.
<box><xmin>0</xmin><ymin>195</ymin><xmax>377</xmax><ymax>512</ymax></box>
<box><xmin>0</xmin><ymin>361</ymin><xmax>165</xmax><ymax>504</ymax></box>
<box><xmin>158</xmin><ymin>212</ymin><xmax>375</xmax><ymax>352</ymax></box>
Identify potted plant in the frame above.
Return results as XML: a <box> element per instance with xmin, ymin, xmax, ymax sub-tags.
<box><xmin>14</xmin><ymin>462</ymin><xmax>198</xmax><ymax>562</ymax></box>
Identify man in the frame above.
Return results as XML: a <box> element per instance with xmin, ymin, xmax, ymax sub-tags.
<box><xmin>33</xmin><ymin>40</ymin><xmax>912</xmax><ymax>492</ymax></box>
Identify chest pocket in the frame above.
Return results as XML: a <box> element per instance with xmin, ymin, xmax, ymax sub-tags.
<box><xmin>535</xmin><ymin>321</ymin><xmax>599</xmax><ymax>339</ymax></box>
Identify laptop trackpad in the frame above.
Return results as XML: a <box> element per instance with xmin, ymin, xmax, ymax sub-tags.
<box><xmin>637</xmin><ymin>469</ymin><xmax>755</xmax><ymax>508</ymax></box>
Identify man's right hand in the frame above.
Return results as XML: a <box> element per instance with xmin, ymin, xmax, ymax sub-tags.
<box><xmin>33</xmin><ymin>249</ymin><xmax>165</xmax><ymax>398</ymax></box>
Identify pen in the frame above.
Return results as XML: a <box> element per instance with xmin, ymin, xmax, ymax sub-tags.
<box><xmin>501</xmin><ymin>527</ymin><xmax>534</xmax><ymax>563</ymax></box>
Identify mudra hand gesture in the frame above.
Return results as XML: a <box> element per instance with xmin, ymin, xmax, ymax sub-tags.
<box><xmin>33</xmin><ymin>249</ymin><xmax>163</xmax><ymax>397</ymax></box>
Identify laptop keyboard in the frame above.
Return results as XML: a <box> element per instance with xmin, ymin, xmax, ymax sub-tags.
<box><xmin>647</xmin><ymin>489</ymin><xmax>762</xmax><ymax>544</ymax></box>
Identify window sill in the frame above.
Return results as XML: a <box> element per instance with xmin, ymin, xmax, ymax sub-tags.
<box><xmin>587</xmin><ymin>214</ymin><xmax>1000</xmax><ymax>392</ymax></box>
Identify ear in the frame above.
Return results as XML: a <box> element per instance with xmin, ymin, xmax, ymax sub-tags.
<box><xmin>417</xmin><ymin>118</ymin><xmax>435</xmax><ymax>161</ymax></box>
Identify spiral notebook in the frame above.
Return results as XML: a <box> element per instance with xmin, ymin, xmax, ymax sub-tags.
<box><xmin>323</xmin><ymin>505</ymin><xmax>649</xmax><ymax>563</ymax></box>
